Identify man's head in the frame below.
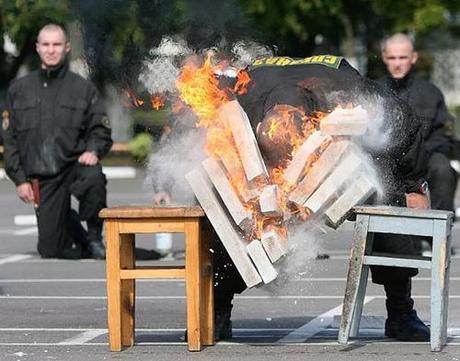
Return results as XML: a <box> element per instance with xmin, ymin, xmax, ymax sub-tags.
<box><xmin>381</xmin><ymin>33</ymin><xmax>417</xmax><ymax>79</ymax></box>
<box><xmin>36</xmin><ymin>24</ymin><xmax>70</xmax><ymax>69</ymax></box>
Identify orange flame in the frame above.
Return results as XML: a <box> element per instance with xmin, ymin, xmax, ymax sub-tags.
<box><xmin>123</xmin><ymin>89</ymin><xmax>144</xmax><ymax>108</ymax></box>
<box><xmin>151</xmin><ymin>95</ymin><xmax>165</xmax><ymax>110</ymax></box>
<box><xmin>233</xmin><ymin>70</ymin><xmax>251</xmax><ymax>95</ymax></box>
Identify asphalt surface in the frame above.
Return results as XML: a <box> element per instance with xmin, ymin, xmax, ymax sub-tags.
<box><xmin>1</xmin><ymin>170</ymin><xmax>460</xmax><ymax>361</ymax></box>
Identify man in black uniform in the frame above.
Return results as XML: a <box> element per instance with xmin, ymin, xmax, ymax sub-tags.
<box><xmin>378</xmin><ymin>33</ymin><xmax>457</xmax><ymax>222</ymax></box>
<box><xmin>210</xmin><ymin>55</ymin><xmax>431</xmax><ymax>342</ymax></box>
<box><xmin>2</xmin><ymin>24</ymin><xmax>112</xmax><ymax>259</ymax></box>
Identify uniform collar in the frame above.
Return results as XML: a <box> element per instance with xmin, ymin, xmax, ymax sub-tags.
<box><xmin>387</xmin><ymin>69</ymin><xmax>415</xmax><ymax>91</ymax></box>
<box><xmin>40</xmin><ymin>62</ymin><xmax>68</xmax><ymax>81</ymax></box>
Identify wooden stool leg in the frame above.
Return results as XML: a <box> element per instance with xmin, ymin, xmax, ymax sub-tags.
<box><xmin>120</xmin><ymin>233</ymin><xmax>135</xmax><ymax>347</ymax></box>
<box><xmin>442</xmin><ymin>223</ymin><xmax>452</xmax><ymax>345</ymax></box>
<box><xmin>200</xmin><ymin>221</ymin><xmax>214</xmax><ymax>346</ymax></box>
<box><xmin>430</xmin><ymin>219</ymin><xmax>449</xmax><ymax>351</ymax></box>
<box><xmin>185</xmin><ymin>218</ymin><xmax>202</xmax><ymax>351</ymax></box>
<box><xmin>339</xmin><ymin>214</ymin><xmax>371</xmax><ymax>344</ymax></box>
<box><xmin>105</xmin><ymin>220</ymin><xmax>122</xmax><ymax>351</ymax></box>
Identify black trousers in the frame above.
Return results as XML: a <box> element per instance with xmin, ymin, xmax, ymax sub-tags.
<box><xmin>36</xmin><ymin>163</ymin><xmax>107</xmax><ymax>258</ymax></box>
<box><xmin>427</xmin><ymin>152</ymin><xmax>457</xmax><ymax>212</ymax></box>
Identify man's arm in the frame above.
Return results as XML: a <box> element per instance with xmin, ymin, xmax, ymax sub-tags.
<box><xmin>82</xmin><ymin>83</ymin><xmax>113</xmax><ymax>161</ymax></box>
<box><xmin>3</xmin><ymin>86</ymin><xmax>28</xmax><ymax>186</ymax></box>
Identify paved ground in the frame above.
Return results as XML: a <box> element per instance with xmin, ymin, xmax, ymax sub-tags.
<box><xmin>1</xmin><ymin>171</ymin><xmax>460</xmax><ymax>361</ymax></box>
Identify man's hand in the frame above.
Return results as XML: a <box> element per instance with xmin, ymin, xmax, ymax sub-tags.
<box><xmin>153</xmin><ymin>192</ymin><xmax>171</xmax><ymax>206</ymax></box>
<box><xmin>406</xmin><ymin>192</ymin><xmax>430</xmax><ymax>209</ymax></box>
<box><xmin>78</xmin><ymin>151</ymin><xmax>99</xmax><ymax>166</ymax></box>
<box><xmin>16</xmin><ymin>182</ymin><xmax>35</xmax><ymax>204</ymax></box>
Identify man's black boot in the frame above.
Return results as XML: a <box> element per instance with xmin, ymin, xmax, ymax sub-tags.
<box><xmin>384</xmin><ymin>280</ymin><xmax>430</xmax><ymax>341</ymax></box>
<box><xmin>87</xmin><ymin>218</ymin><xmax>106</xmax><ymax>260</ymax></box>
<box><xmin>214</xmin><ymin>305</ymin><xmax>233</xmax><ymax>341</ymax></box>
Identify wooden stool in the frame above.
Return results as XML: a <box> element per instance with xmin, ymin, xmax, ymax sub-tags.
<box><xmin>99</xmin><ymin>206</ymin><xmax>214</xmax><ymax>352</ymax></box>
<box><xmin>338</xmin><ymin>206</ymin><xmax>454</xmax><ymax>351</ymax></box>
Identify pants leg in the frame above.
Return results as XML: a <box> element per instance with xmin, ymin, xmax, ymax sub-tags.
<box><xmin>69</xmin><ymin>164</ymin><xmax>107</xmax><ymax>242</ymax></box>
<box><xmin>427</xmin><ymin>152</ymin><xmax>458</xmax><ymax>212</ymax></box>
<box><xmin>36</xmin><ymin>168</ymin><xmax>74</xmax><ymax>258</ymax></box>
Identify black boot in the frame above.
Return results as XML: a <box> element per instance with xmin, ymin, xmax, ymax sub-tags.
<box><xmin>86</xmin><ymin>218</ymin><xmax>106</xmax><ymax>260</ymax></box>
<box><xmin>215</xmin><ymin>305</ymin><xmax>233</xmax><ymax>341</ymax></box>
<box><xmin>384</xmin><ymin>280</ymin><xmax>430</xmax><ymax>341</ymax></box>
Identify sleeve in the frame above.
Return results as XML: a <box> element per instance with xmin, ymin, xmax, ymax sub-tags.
<box><xmin>2</xmin><ymin>86</ymin><xmax>28</xmax><ymax>186</ymax></box>
<box><xmin>83</xmin><ymin>83</ymin><xmax>113</xmax><ymax>159</ymax></box>
<box><xmin>424</xmin><ymin>86</ymin><xmax>454</xmax><ymax>155</ymax></box>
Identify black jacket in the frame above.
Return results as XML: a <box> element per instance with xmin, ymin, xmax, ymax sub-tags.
<box><xmin>3</xmin><ymin>64</ymin><xmax>113</xmax><ymax>185</ymax></box>
<box><xmin>377</xmin><ymin>71</ymin><xmax>453</xmax><ymax>156</ymax></box>
<box><xmin>236</xmin><ymin>56</ymin><xmax>427</xmax><ymax>203</ymax></box>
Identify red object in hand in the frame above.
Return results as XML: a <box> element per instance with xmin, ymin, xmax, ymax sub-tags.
<box><xmin>31</xmin><ymin>178</ymin><xmax>40</xmax><ymax>207</ymax></box>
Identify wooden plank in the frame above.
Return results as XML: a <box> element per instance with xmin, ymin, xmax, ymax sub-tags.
<box><xmin>186</xmin><ymin>168</ymin><xmax>262</xmax><ymax>288</ymax></box>
<box><xmin>363</xmin><ymin>255</ymin><xmax>432</xmax><ymax>269</ymax></box>
<box><xmin>120</xmin><ymin>233</ymin><xmax>135</xmax><ymax>347</ymax></box>
<box><xmin>353</xmin><ymin>205</ymin><xmax>454</xmax><ymax>220</ymax></box>
<box><xmin>283</xmin><ymin>131</ymin><xmax>330</xmax><ymax>185</ymax></box>
<box><xmin>261</xmin><ymin>229</ymin><xmax>287</xmax><ymax>263</ymax></box>
<box><xmin>118</xmin><ymin>219</ymin><xmax>185</xmax><ymax>234</ymax></box>
<box><xmin>368</xmin><ymin>216</ymin><xmax>435</xmax><ymax>237</ymax></box>
<box><xmin>120</xmin><ymin>268</ymin><xmax>186</xmax><ymax>279</ymax></box>
<box><xmin>304</xmin><ymin>151</ymin><xmax>363</xmax><ymax>213</ymax></box>
<box><xmin>184</xmin><ymin>218</ymin><xmax>203</xmax><ymax>351</ymax></box>
<box><xmin>105</xmin><ymin>220</ymin><xmax>122</xmax><ymax>351</ymax></box>
<box><xmin>219</xmin><ymin>148</ymin><xmax>259</xmax><ymax>202</ymax></box>
<box><xmin>99</xmin><ymin>206</ymin><xmax>205</xmax><ymax>219</ymax></box>
<box><xmin>218</xmin><ymin>100</ymin><xmax>268</xmax><ymax>182</ymax></box>
<box><xmin>325</xmin><ymin>174</ymin><xmax>376</xmax><ymax>229</ymax></box>
<box><xmin>246</xmin><ymin>239</ymin><xmax>278</xmax><ymax>284</ymax></box>
<box><xmin>259</xmin><ymin>185</ymin><xmax>282</xmax><ymax>217</ymax></box>
<box><xmin>320</xmin><ymin>105</ymin><xmax>368</xmax><ymax>136</ymax></box>
<box><xmin>289</xmin><ymin>140</ymin><xmax>352</xmax><ymax>206</ymax></box>
<box><xmin>202</xmin><ymin>157</ymin><xmax>253</xmax><ymax>232</ymax></box>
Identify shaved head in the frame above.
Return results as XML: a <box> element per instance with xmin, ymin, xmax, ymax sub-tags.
<box><xmin>381</xmin><ymin>33</ymin><xmax>418</xmax><ymax>79</ymax></box>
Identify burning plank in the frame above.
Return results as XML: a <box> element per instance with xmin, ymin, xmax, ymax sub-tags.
<box><xmin>283</xmin><ymin>131</ymin><xmax>330</xmax><ymax>185</ymax></box>
<box><xmin>219</xmin><ymin>151</ymin><xmax>259</xmax><ymax>202</ymax></box>
<box><xmin>185</xmin><ymin>168</ymin><xmax>262</xmax><ymax>288</ymax></box>
<box><xmin>261</xmin><ymin>229</ymin><xmax>288</xmax><ymax>263</ymax></box>
<box><xmin>246</xmin><ymin>240</ymin><xmax>278</xmax><ymax>284</ymax></box>
<box><xmin>325</xmin><ymin>173</ymin><xmax>376</xmax><ymax>228</ymax></box>
<box><xmin>320</xmin><ymin>105</ymin><xmax>368</xmax><ymax>136</ymax></box>
<box><xmin>259</xmin><ymin>185</ymin><xmax>282</xmax><ymax>217</ymax></box>
<box><xmin>202</xmin><ymin>157</ymin><xmax>253</xmax><ymax>232</ymax></box>
<box><xmin>218</xmin><ymin>100</ymin><xmax>268</xmax><ymax>183</ymax></box>
<box><xmin>288</xmin><ymin>140</ymin><xmax>351</xmax><ymax>206</ymax></box>
<box><xmin>304</xmin><ymin>151</ymin><xmax>364</xmax><ymax>214</ymax></box>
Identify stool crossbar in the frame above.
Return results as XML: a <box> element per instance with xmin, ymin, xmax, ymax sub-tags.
<box><xmin>99</xmin><ymin>206</ymin><xmax>214</xmax><ymax>352</ymax></box>
<box><xmin>338</xmin><ymin>206</ymin><xmax>454</xmax><ymax>351</ymax></box>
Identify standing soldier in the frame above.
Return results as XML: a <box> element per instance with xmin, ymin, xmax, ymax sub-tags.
<box><xmin>2</xmin><ymin>23</ymin><xmax>112</xmax><ymax>259</ymax></box>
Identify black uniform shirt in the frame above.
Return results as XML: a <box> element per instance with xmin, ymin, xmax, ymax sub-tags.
<box><xmin>3</xmin><ymin>64</ymin><xmax>113</xmax><ymax>185</ymax></box>
<box><xmin>378</xmin><ymin>71</ymin><xmax>453</xmax><ymax>156</ymax></box>
<box><xmin>236</xmin><ymin>56</ymin><xmax>427</xmax><ymax>203</ymax></box>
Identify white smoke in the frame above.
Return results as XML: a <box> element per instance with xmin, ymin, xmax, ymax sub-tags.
<box><xmin>231</xmin><ymin>40</ymin><xmax>273</xmax><ymax>68</ymax></box>
<box><xmin>138</xmin><ymin>36</ymin><xmax>194</xmax><ymax>95</ymax></box>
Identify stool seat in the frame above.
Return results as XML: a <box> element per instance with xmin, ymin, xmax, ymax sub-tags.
<box><xmin>338</xmin><ymin>205</ymin><xmax>454</xmax><ymax>351</ymax></box>
<box><xmin>100</xmin><ymin>206</ymin><xmax>214</xmax><ymax>352</ymax></box>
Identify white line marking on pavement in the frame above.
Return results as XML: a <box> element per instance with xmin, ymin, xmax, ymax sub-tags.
<box><xmin>0</xmin><ymin>254</ymin><xmax>32</xmax><ymax>265</ymax></box>
<box><xmin>2</xmin><ymin>276</ymin><xmax>460</xmax><ymax>283</ymax></box>
<box><xmin>13</xmin><ymin>215</ymin><xmax>37</xmax><ymax>226</ymax></box>
<box><xmin>102</xmin><ymin>166</ymin><xmax>136</xmax><ymax>179</ymax></box>
<box><xmin>277</xmin><ymin>297</ymin><xmax>374</xmax><ymax>343</ymax></box>
<box><xmin>14</xmin><ymin>226</ymin><xmax>37</xmax><ymax>235</ymax></box>
<box><xmin>58</xmin><ymin>329</ymin><xmax>107</xmax><ymax>345</ymax></box>
<box><xmin>2</xmin><ymin>295</ymin><xmax>460</xmax><ymax>300</ymax></box>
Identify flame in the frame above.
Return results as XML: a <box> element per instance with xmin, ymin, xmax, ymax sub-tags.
<box><xmin>233</xmin><ymin>70</ymin><xmax>251</xmax><ymax>95</ymax></box>
<box><xmin>151</xmin><ymin>95</ymin><xmax>165</xmax><ymax>110</ymax></box>
<box><xmin>176</xmin><ymin>54</ymin><xmax>349</xmax><ymax>240</ymax></box>
<box><xmin>123</xmin><ymin>89</ymin><xmax>144</xmax><ymax>108</ymax></box>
